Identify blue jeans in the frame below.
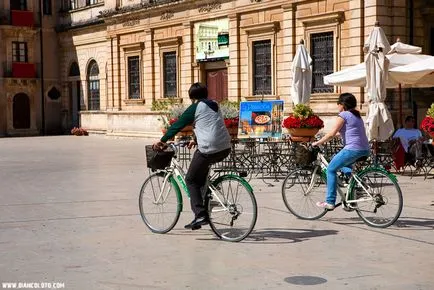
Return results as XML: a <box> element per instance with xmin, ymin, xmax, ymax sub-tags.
<box><xmin>326</xmin><ymin>149</ymin><xmax>370</xmax><ymax>205</ymax></box>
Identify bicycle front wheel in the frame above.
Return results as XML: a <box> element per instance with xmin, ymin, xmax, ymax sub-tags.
<box><xmin>139</xmin><ymin>172</ymin><xmax>182</xmax><ymax>234</ymax></box>
<box><xmin>208</xmin><ymin>175</ymin><xmax>257</xmax><ymax>242</ymax></box>
<box><xmin>281</xmin><ymin>168</ymin><xmax>327</xmax><ymax>220</ymax></box>
<box><xmin>353</xmin><ymin>168</ymin><xmax>403</xmax><ymax>228</ymax></box>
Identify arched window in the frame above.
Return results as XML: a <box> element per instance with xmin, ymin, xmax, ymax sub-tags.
<box><xmin>87</xmin><ymin>60</ymin><xmax>100</xmax><ymax>110</ymax></box>
<box><xmin>13</xmin><ymin>93</ymin><xmax>30</xmax><ymax>129</ymax></box>
<box><xmin>69</xmin><ymin>62</ymin><xmax>80</xmax><ymax>77</ymax></box>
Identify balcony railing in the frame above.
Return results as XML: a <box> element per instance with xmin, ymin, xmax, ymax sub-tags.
<box><xmin>3</xmin><ymin>62</ymin><xmax>40</xmax><ymax>78</ymax></box>
<box><xmin>60</xmin><ymin>0</ymin><xmax>104</xmax><ymax>12</ymax></box>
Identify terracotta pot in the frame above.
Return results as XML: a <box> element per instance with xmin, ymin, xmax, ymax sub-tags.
<box><xmin>226</xmin><ymin>127</ymin><xmax>238</xmax><ymax>139</ymax></box>
<box><xmin>286</xmin><ymin>128</ymin><xmax>320</xmax><ymax>137</ymax></box>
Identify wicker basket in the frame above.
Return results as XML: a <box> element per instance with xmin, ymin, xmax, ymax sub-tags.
<box><xmin>145</xmin><ymin>145</ymin><xmax>175</xmax><ymax>170</ymax></box>
<box><xmin>294</xmin><ymin>144</ymin><xmax>317</xmax><ymax>166</ymax></box>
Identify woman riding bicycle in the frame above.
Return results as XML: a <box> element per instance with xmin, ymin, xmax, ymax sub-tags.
<box><xmin>312</xmin><ymin>93</ymin><xmax>370</xmax><ymax>210</ymax></box>
<box><xmin>153</xmin><ymin>83</ymin><xmax>231</xmax><ymax>230</ymax></box>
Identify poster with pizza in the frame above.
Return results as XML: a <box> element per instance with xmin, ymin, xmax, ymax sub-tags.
<box><xmin>238</xmin><ymin>100</ymin><xmax>284</xmax><ymax>139</ymax></box>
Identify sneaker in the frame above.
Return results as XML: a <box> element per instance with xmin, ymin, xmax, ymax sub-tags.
<box><xmin>316</xmin><ymin>201</ymin><xmax>335</xmax><ymax>210</ymax></box>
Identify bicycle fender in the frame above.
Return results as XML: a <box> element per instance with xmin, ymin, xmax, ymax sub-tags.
<box><xmin>212</xmin><ymin>174</ymin><xmax>253</xmax><ymax>193</ymax></box>
<box><xmin>168</xmin><ymin>174</ymin><xmax>183</xmax><ymax>212</ymax></box>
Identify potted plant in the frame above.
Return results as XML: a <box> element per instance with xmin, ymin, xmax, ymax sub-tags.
<box><xmin>420</xmin><ymin>103</ymin><xmax>434</xmax><ymax>144</ymax></box>
<box><xmin>152</xmin><ymin>100</ymin><xmax>193</xmax><ymax>136</ymax></box>
<box><xmin>220</xmin><ymin>101</ymin><xmax>240</xmax><ymax>138</ymax></box>
<box><xmin>71</xmin><ymin>127</ymin><xmax>89</xmax><ymax>136</ymax></box>
<box><xmin>282</xmin><ymin>103</ymin><xmax>324</xmax><ymax>141</ymax></box>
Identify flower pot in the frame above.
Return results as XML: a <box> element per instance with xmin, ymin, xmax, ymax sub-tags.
<box><xmin>226</xmin><ymin>127</ymin><xmax>238</xmax><ymax>139</ymax></box>
<box><xmin>286</xmin><ymin>128</ymin><xmax>320</xmax><ymax>142</ymax></box>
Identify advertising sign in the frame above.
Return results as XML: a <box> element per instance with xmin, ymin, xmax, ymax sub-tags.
<box><xmin>195</xmin><ymin>18</ymin><xmax>229</xmax><ymax>62</ymax></box>
<box><xmin>237</xmin><ymin>100</ymin><xmax>284</xmax><ymax>139</ymax></box>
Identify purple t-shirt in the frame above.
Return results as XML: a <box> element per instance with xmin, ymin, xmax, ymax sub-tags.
<box><xmin>338</xmin><ymin>111</ymin><xmax>370</xmax><ymax>150</ymax></box>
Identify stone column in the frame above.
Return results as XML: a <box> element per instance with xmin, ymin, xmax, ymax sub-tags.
<box><xmin>228</xmin><ymin>13</ymin><xmax>240</xmax><ymax>101</ymax></box>
<box><xmin>181</xmin><ymin>22</ymin><xmax>194</xmax><ymax>102</ymax></box>
<box><xmin>143</xmin><ymin>28</ymin><xmax>154</xmax><ymax>108</ymax></box>
<box><xmin>281</xmin><ymin>4</ymin><xmax>295</xmax><ymax>105</ymax></box>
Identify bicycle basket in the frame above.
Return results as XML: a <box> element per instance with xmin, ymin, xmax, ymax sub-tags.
<box><xmin>145</xmin><ymin>145</ymin><xmax>175</xmax><ymax>170</ymax></box>
<box><xmin>294</xmin><ymin>144</ymin><xmax>316</xmax><ymax>166</ymax></box>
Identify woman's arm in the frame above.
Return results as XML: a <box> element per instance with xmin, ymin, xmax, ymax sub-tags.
<box><xmin>312</xmin><ymin>116</ymin><xmax>345</xmax><ymax>146</ymax></box>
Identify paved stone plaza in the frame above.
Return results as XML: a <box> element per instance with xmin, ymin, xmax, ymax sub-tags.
<box><xmin>0</xmin><ymin>136</ymin><xmax>433</xmax><ymax>290</ymax></box>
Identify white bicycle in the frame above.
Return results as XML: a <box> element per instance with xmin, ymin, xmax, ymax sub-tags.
<box><xmin>139</xmin><ymin>141</ymin><xmax>258</xmax><ymax>242</ymax></box>
<box><xmin>282</xmin><ymin>145</ymin><xmax>403</xmax><ymax>228</ymax></box>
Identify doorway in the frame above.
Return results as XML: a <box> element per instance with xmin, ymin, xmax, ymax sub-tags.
<box><xmin>69</xmin><ymin>81</ymin><xmax>81</xmax><ymax>128</ymax></box>
<box><xmin>13</xmin><ymin>93</ymin><xmax>30</xmax><ymax>129</ymax></box>
<box><xmin>206</xmin><ymin>68</ymin><xmax>228</xmax><ymax>102</ymax></box>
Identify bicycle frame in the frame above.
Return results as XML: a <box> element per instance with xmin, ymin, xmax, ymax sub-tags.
<box><xmin>308</xmin><ymin>151</ymin><xmax>375</xmax><ymax>206</ymax></box>
<box><xmin>155</xmin><ymin>144</ymin><xmax>230</xmax><ymax>213</ymax></box>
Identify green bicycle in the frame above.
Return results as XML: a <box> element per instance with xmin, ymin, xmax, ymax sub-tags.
<box><xmin>139</xmin><ymin>141</ymin><xmax>257</xmax><ymax>242</ymax></box>
<box><xmin>282</xmin><ymin>145</ymin><xmax>403</xmax><ymax>228</ymax></box>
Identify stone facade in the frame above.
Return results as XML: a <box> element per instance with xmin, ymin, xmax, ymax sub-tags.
<box><xmin>1</xmin><ymin>0</ymin><xmax>434</xmax><ymax>137</ymax></box>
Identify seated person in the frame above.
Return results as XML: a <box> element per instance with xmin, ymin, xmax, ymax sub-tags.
<box><xmin>393</xmin><ymin>116</ymin><xmax>427</xmax><ymax>166</ymax></box>
<box><xmin>393</xmin><ymin>116</ymin><xmax>423</xmax><ymax>153</ymax></box>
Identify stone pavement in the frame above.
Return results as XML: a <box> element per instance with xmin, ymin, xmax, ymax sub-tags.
<box><xmin>0</xmin><ymin>136</ymin><xmax>433</xmax><ymax>290</ymax></box>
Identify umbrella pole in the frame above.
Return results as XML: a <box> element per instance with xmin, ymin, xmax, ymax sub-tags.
<box><xmin>399</xmin><ymin>83</ymin><xmax>403</xmax><ymax>127</ymax></box>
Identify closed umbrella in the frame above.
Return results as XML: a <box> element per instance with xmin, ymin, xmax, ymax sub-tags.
<box><xmin>291</xmin><ymin>40</ymin><xmax>312</xmax><ymax>105</ymax></box>
<box><xmin>365</xmin><ymin>22</ymin><xmax>394</xmax><ymax>141</ymax></box>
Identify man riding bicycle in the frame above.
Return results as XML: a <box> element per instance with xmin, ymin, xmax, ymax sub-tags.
<box><xmin>153</xmin><ymin>83</ymin><xmax>231</xmax><ymax>230</ymax></box>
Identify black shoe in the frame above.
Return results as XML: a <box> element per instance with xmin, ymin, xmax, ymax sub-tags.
<box><xmin>184</xmin><ymin>216</ymin><xmax>209</xmax><ymax>230</ymax></box>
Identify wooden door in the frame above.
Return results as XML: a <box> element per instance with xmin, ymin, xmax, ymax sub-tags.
<box><xmin>206</xmin><ymin>69</ymin><xmax>228</xmax><ymax>102</ymax></box>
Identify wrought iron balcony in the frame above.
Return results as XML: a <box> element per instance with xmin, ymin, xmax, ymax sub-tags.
<box><xmin>3</xmin><ymin>62</ymin><xmax>40</xmax><ymax>78</ymax></box>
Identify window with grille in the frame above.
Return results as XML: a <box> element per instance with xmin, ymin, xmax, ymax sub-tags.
<box><xmin>163</xmin><ymin>51</ymin><xmax>177</xmax><ymax>97</ymax></box>
<box><xmin>11</xmin><ymin>0</ymin><xmax>27</xmax><ymax>10</ymax></box>
<box><xmin>253</xmin><ymin>40</ymin><xmax>272</xmax><ymax>95</ymax></box>
<box><xmin>86</xmin><ymin>0</ymin><xmax>98</xmax><ymax>6</ymax></box>
<box><xmin>128</xmin><ymin>56</ymin><xmax>140</xmax><ymax>99</ymax></box>
<box><xmin>12</xmin><ymin>42</ymin><xmax>28</xmax><ymax>63</ymax></box>
<box><xmin>87</xmin><ymin>60</ymin><xmax>100</xmax><ymax>110</ymax></box>
<box><xmin>43</xmin><ymin>0</ymin><xmax>52</xmax><ymax>14</ymax></box>
<box><xmin>310</xmin><ymin>32</ymin><xmax>334</xmax><ymax>93</ymax></box>
<box><xmin>69</xmin><ymin>0</ymin><xmax>78</xmax><ymax>9</ymax></box>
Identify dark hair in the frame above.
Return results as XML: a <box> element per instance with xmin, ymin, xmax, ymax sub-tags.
<box><xmin>188</xmin><ymin>82</ymin><xmax>208</xmax><ymax>100</ymax></box>
<box><xmin>338</xmin><ymin>93</ymin><xmax>361</xmax><ymax>118</ymax></box>
<box><xmin>404</xmin><ymin>116</ymin><xmax>415</xmax><ymax>123</ymax></box>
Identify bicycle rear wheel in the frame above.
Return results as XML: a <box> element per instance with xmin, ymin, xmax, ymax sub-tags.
<box><xmin>353</xmin><ymin>168</ymin><xmax>403</xmax><ymax>228</ymax></box>
<box><xmin>208</xmin><ymin>175</ymin><xmax>257</xmax><ymax>242</ymax></box>
<box><xmin>139</xmin><ymin>172</ymin><xmax>182</xmax><ymax>234</ymax></box>
<box><xmin>281</xmin><ymin>167</ymin><xmax>327</xmax><ymax>220</ymax></box>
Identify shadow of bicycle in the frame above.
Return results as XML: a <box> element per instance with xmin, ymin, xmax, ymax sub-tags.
<box><xmin>326</xmin><ymin>216</ymin><xmax>434</xmax><ymax>231</ymax></box>
<box><xmin>243</xmin><ymin>227</ymin><xmax>339</xmax><ymax>244</ymax></box>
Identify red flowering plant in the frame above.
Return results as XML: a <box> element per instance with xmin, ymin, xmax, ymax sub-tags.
<box><xmin>282</xmin><ymin>104</ymin><xmax>324</xmax><ymax>129</ymax></box>
<box><xmin>220</xmin><ymin>101</ymin><xmax>240</xmax><ymax>128</ymax></box>
<box><xmin>420</xmin><ymin>103</ymin><xmax>434</xmax><ymax>136</ymax></box>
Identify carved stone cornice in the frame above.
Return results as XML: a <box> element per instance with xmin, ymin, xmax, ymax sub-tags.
<box><xmin>197</xmin><ymin>1</ymin><xmax>222</xmax><ymax>13</ymax></box>
<box><xmin>160</xmin><ymin>10</ymin><xmax>174</xmax><ymax>21</ymax></box>
<box><xmin>298</xmin><ymin>10</ymin><xmax>345</xmax><ymax>27</ymax></box>
<box><xmin>154</xmin><ymin>35</ymin><xmax>182</xmax><ymax>46</ymax></box>
<box><xmin>242</xmin><ymin>21</ymin><xmax>280</xmax><ymax>35</ymax></box>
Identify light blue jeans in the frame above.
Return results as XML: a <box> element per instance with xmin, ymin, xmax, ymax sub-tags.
<box><xmin>326</xmin><ymin>149</ymin><xmax>370</xmax><ymax>205</ymax></box>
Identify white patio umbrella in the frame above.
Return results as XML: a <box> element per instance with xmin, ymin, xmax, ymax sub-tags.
<box><xmin>324</xmin><ymin>38</ymin><xmax>433</xmax><ymax>128</ymax></box>
<box><xmin>389</xmin><ymin>56</ymin><xmax>434</xmax><ymax>86</ymax></box>
<box><xmin>324</xmin><ymin>40</ymin><xmax>430</xmax><ymax>88</ymax></box>
<box><xmin>364</xmin><ymin>23</ymin><xmax>394</xmax><ymax>141</ymax></box>
<box><xmin>291</xmin><ymin>40</ymin><xmax>312</xmax><ymax>105</ymax></box>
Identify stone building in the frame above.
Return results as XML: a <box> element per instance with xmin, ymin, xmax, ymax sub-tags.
<box><xmin>1</xmin><ymin>0</ymin><xmax>434</xmax><ymax>137</ymax></box>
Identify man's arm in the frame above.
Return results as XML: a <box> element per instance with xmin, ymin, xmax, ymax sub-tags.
<box><xmin>161</xmin><ymin>103</ymin><xmax>197</xmax><ymax>142</ymax></box>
